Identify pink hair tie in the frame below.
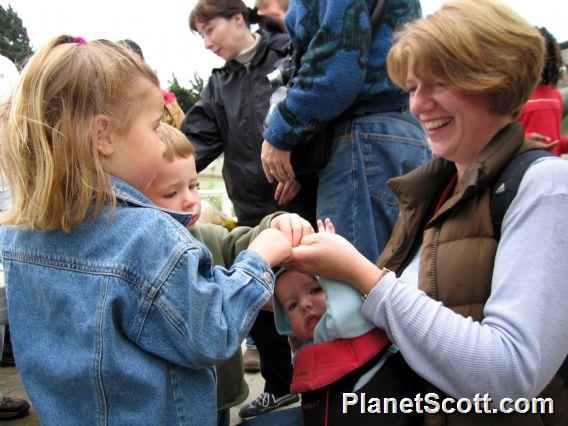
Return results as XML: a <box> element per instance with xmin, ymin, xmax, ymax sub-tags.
<box><xmin>72</xmin><ymin>37</ymin><xmax>86</xmax><ymax>45</ymax></box>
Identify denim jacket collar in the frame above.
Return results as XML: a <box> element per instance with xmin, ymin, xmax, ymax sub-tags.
<box><xmin>111</xmin><ymin>176</ymin><xmax>192</xmax><ymax>227</ymax></box>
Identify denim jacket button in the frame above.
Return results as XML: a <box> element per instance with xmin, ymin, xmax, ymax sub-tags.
<box><xmin>263</xmin><ymin>271</ymin><xmax>273</xmax><ymax>283</ymax></box>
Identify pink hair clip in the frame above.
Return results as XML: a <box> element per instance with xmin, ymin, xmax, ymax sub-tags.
<box><xmin>72</xmin><ymin>37</ymin><xmax>86</xmax><ymax>45</ymax></box>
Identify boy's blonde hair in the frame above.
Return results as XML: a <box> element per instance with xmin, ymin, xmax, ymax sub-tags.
<box><xmin>157</xmin><ymin>123</ymin><xmax>195</xmax><ymax>162</ymax></box>
<box><xmin>0</xmin><ymin>35</ymin><xmax>159</xmax><ymax>232</ymax></box>
<box><xmin>387</xmin><ymin>0</ymin><xmax>544</xmax><ymax>118</ymax></box>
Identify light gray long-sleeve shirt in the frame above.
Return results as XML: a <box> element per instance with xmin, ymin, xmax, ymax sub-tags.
<box><xmin>362</xmin><ymin>157</ymin><xmax>568</xmax><ymax>402</ymax></box>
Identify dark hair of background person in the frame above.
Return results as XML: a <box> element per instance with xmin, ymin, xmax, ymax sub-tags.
<box><xmin>538</xmin><ymin>27</ymin><xmax>563</xmax><ymax>86</ymax></box>
<box><xmin>249</xmin><ymin>7</ymin><xmax>286</xmax><ymax>33</ymax></box>
<box><xmin>189</xmin><ymin>0</ymin><xmax>251</xmax><ymax>32</ymax></box>
<box><xmin>117</xmin><ymin>39</ymin><xmax>144</xmax><ymax>60</ymax></box>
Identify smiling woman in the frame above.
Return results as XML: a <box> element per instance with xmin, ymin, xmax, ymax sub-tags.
<box><xmin>285</xmin><ymin>0</ymin><xmax>568</xmax><ymax>424</ymax></box>
<box><xmin>405</xmin><ymin>78</ymin><xmax>510</xmax><ymax>178</ymax></box>
<box><xmin>387</xmin><ymin>0</ymin><xmax>543</xmax><ymax>178</ymax></box>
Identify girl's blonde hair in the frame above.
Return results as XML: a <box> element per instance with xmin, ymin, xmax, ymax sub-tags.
<box><xmin>387</xmin><ymin>0</ymin><xmax>544</xmax><ymax>118</ymax></box>
<box><xmin>0</xmin><ymin>35</ymin><xmax>159</xmax><ymax>232</ymax></box>
<box><xmin>157</xmin><ymin>123</ymin><xmax>196</xmax><ymax>163</ymax></box>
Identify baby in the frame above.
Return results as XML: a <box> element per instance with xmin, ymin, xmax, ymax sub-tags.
<box><xmin>273</xmin><ymin>220</ymin><xmax>376</xmax><ymax>344</ymax></box>
<box><xmin>274</xmin><ymin>269</ymin><xmax>327</xmax><ymax>341</ymax></box>
<box><xmin>273</xmin><ymin>219</ymin><xmax>331</xmax><ymax>343</ymax></box>
<box><xmin>272</xmin><ymin>221</ymin><xmax>392</xmax><ymax>419</ymax></box>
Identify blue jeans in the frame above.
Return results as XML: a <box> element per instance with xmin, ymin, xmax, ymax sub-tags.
<box><xmin>317</xmin><ymin>111</ymin><xmax>429</xmax><ymax>262</ymax></box>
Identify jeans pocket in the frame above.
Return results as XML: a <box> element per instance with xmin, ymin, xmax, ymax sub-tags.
<box><xmin>360</xmin><ymin>114</ymin><xmax>428</xmax><ymax>206</ymax></box>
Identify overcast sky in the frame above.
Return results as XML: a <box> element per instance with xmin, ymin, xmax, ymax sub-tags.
<box><xmin>2</xmin><ymin>0</ymin><xmax>567</xmax><ymax>89</ymax></box>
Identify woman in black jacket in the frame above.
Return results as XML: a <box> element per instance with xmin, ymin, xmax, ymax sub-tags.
<box><xmin>182</xmin><ymin>0</ymin><xmax>315</xmax><ymax>423</ymax></box>
<box><xmin>182</xmin><ymin>0</ymin><xmax>317</xmax><ymax>228</ymax></box>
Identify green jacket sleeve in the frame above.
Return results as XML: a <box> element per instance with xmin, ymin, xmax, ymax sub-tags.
<box><xmin>192</xmin><ymin>212</ymin><xmax>284</xmax><ymax>268</ymax></box>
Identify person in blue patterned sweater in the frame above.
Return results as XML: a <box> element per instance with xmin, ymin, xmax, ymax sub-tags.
<box><xmin>261</xmin><ymin>0</ymin><xmax>430</xmax><ymax>262</ymax></box>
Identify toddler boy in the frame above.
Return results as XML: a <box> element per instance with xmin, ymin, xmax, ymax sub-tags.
<box><xmin>142</xmin><ymin>123</ymin><xmax>310</xmax><ymax>425</ymax></box>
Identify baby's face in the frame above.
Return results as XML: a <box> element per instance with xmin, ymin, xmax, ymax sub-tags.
<box><xmin>275</xmin><ymin>271</ymin><xmax>326</xmax><ymax>341</ymax></box>
<box><xmin>143</xmin><ymin>155</ymin><xmax>201</xmax><ymax>229</ymax></box>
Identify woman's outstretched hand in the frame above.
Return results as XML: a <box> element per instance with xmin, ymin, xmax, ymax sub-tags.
<box><xmin>285</xmin><ymin>232</ymin><xmax>386</xmax><ymax>295</ymax></box>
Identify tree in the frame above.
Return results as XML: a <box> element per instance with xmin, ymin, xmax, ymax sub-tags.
<box><xmin>0</xmin><ymin>5</ymin><xmax>33</xmax><ymax>69</ymax></box>
<box><xmin>168</xmin><ymin>72</ymin><xmax>204</xmax><ymax>112</ymax></box>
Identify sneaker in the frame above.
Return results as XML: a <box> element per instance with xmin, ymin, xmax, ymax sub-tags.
<box><xmin>0</xmin><ymin>396</ymin><xmax>30</xmax><ymax>420</ymax></box>
<box><xmin>243</xmin><ymin>348</ymin><xmax>261</xmax><ymax>373</ymax></box>
<box><xmin>238</xmin><ymin>392</ymin><xmax>299</xmax><ymax>419</ymax></box>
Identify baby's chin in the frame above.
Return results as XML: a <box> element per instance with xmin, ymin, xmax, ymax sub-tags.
<box><xmin>299</xmin><ymin>318</ymin><xmax>321</xmax><ymax>341</ymax></box>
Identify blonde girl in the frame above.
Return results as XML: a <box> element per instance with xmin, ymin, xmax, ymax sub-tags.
<box><xmin>0</xmin><ymin>35</ymin><xmax>307</xmax><ymax>425</ymax></box>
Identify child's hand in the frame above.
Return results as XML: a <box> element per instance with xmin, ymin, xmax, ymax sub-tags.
<box><xmin>270</xmin><ymin>213</ymin><xmax>314</xmax><ymax>247</ymax></box>
<box><xmin>528</xmin><ymin>133</ymin><xmax>558</xmax><ymax>152</ymax></box>
<box><xmin>285</xmin><ymin>233</ymin><xmax>385</xmax><ymax>295</ymax></box>
<box><xmin>249</xmin><ymin>228</ymin><xmax>292</xmax><ymax>268</ymax></box>
<box><xmin>316</xmin><ymin>218</ymin><xmax>335</xmax><ymax>234</ymax></box>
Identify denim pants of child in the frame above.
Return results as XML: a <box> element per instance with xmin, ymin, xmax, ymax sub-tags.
<box><xmin>317</xmin><ymin>111</ymin><xmax>429</xmax><ymax>262</ymax></box>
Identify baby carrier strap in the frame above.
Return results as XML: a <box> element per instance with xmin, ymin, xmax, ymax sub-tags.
<box><xmin>490</xmin><ymin>148</ymin><xmax>554</xmax><ymax>240</ymax></box>
<box><xmin>291</xmin><ymin>328</ymin><xmax>389</xmax><ymax>393</ymax></box>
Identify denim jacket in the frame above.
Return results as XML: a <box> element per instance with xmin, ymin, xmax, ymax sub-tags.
<box><xmin>0</xmin><ymin>177</ymin><xmax>274</xmax><ymax>425</ymax></box>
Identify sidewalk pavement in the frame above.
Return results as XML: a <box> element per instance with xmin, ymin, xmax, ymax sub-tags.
<box><xmin>0</xmin><ymin>365</ymin><xmax>38</xmax><ymax>425</ymax></box>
